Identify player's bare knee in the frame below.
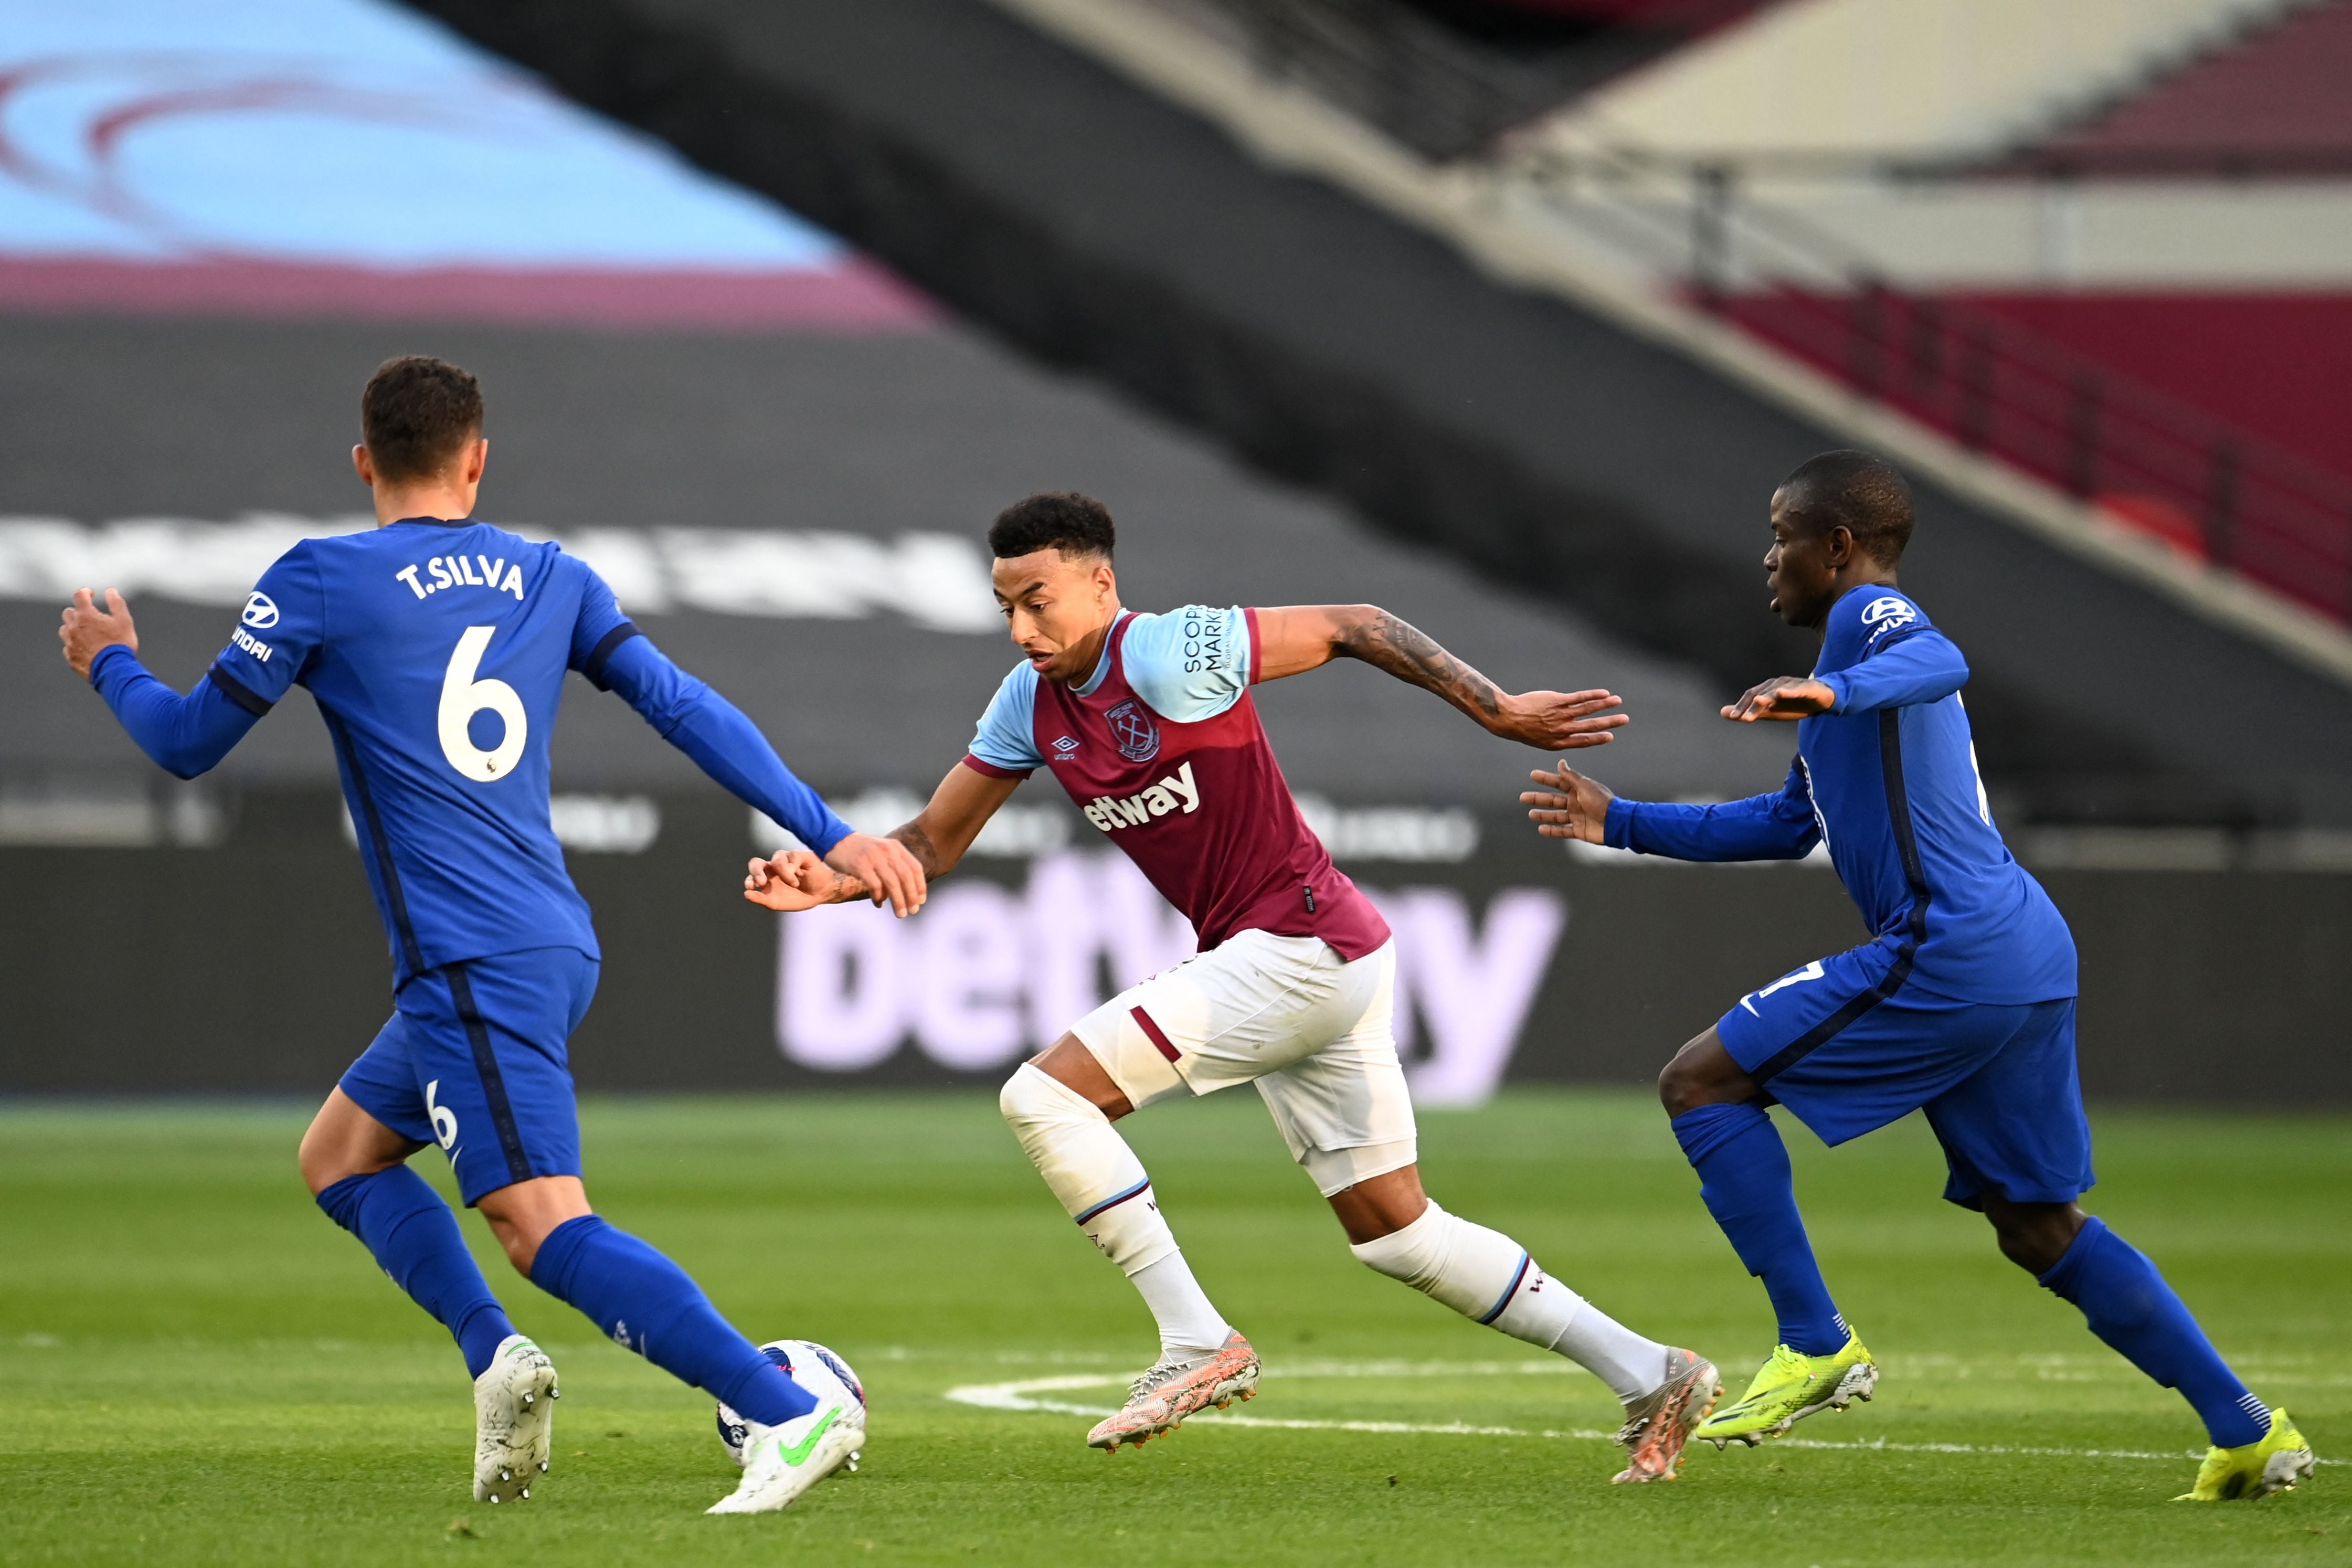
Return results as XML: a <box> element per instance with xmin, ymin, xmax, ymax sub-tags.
<box><xmin>295</xmin><ymin>1124</ymin><xmax>342</xmax><ymax>1195</ymax></box>
<box><xmin>479</xmin><ymin>1202</ymin><xmax>555</xmax><ymax>1277</ymax></box>
<box><xmin>1984</xmin><ymin>1198</ymin><xmax>2084</xmax><ymax>1275</ymax></box>
<box><xmin>297</xmin><ymin>1107</ymin><xmax>376</xmax><ymax>1194</ymax></box>
<box><xmin>486</xmin><ymin>1223</ymin><xmax>538</xmax><ymax>1278</ymax></box>
<box><xmin>1990</xmin><ymin>1219</ymin><xmax>2054</xmax><ymax>1275</ymax></box>
<box><xmin>1024</xmin><ymin>1034</ymin><xmax>1133</xmax><ymax>1119</ymax></box>
<box><xmin>1658</xmin><ymin>1050</ymin><xmax>1705</xmax><ymax>1116</ymax></box>
<box><xmin>1326</xmin><ymin>1164</ymin><xmax>1428</xmax><ymax>1246</ymax></box>
<box><xmin>1659</xmin><ymin>1030</ymin><xmax>1758</xmax><ymax>1117</ymax></box>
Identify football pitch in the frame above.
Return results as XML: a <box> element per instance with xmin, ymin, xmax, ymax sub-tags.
<box><xmin>2</xmin><ymin>1091</ymin><xmax>2344</xmax><ymax>1566</ymax></box>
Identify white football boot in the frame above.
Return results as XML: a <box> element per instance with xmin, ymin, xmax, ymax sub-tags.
<box><xmin>1086</xmin><ymin>1331</ymin><xmax>1260</xmax><ymax>1451</ymax></box>
<box><xmin>473</xmin><ymin>1334</ymin><xmax>559</xmax><ymax>1503</ymax></box>
<box><xmin>1611</xmin><ymin>1347</ymin><xmax>1722</xmax><ymax>1484</ymax></box>
<box><xmin>706</xmin><ymin>1399</ymin><xmax>865</xmax><ymax>1514</ymax></box>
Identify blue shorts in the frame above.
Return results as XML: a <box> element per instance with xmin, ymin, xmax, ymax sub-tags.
<box><xmin>340</xmin><ymin>946</ymin><xmax>598</xmax><ymax>1206</ymax></box>
<box><xmin>1715</xmin><ymin>944</ymin><xmax>2093</xmax><ymax>1210</ymax></box>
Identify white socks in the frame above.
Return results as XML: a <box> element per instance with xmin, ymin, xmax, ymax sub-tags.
<box><xmin>998</xmin><ymin>1065</ymin><xmax>1655</xmax><ymax>1385</ymax></box>
<box><xmin>1000</xmin><ymin>1063</ymin><xmax>1231</xmax><ymax>1358</ymax></box>
<box><xmin>1131</xmin><ymin>1253</ymin><xmax>1232</xmax><ymax>1359</ymax></box>
<box><xmin>1350</xmin><ymin>1201</ymin><xmax>1667</xmax><ymax>1403</ymax></box>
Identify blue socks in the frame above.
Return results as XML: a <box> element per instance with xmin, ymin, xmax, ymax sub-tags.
<box><xmin>2039</xmin><ymin>1216</ymin><xmax>2269</xmax><ymax>1448</ymax></box>
<box><xmin>316</xmin><ymin>1167</ymin><xmax>515</xmax><ymax>1378</ymax></box>
<box><xmin>1671</xmin><ymin>1103</ymin><xmax>1850</xmax><ymax>1355</ymax></box>
<box><xmin>1670</xmin><ymin>1104</ymin><xmax>2270</xmax><ymax>1449</ymax></box>
<box><xmin>317</xmin><ymin>1172</ymin><xmax>820</xmax><ymax>1428</ymax></box>
<box><xmin>528</xmin><ymin>1215</ymin><xmax>816</xmax><ymax>1427</ymax></box>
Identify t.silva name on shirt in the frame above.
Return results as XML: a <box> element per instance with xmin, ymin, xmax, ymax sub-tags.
<box><xmin>394</xmin><ymin>553</ymin><xmax>527</xmax><ymax>601</ymax></box>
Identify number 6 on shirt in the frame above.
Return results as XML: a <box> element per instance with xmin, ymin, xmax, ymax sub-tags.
<box><xmin>438</xmin><ymin>625</ymin><xmax>527</xmax><ymax>780</ymax></box>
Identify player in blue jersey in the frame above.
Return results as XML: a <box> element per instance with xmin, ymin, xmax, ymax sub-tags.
<box><xmin>1521</xmin><ymin>452</ymin><xmax>2315</xmax><ymax>1502</ymax></box>
<box><xmin>56</xmin><ymin>356</ymin><xmax>921</xmax><ymax>1514</ymax></box>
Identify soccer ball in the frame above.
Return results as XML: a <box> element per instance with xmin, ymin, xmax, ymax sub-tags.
<box><xmin>715</xmin><ymin>1339</ymin><xmax>867</xmax><ymax>1467</ymax></box>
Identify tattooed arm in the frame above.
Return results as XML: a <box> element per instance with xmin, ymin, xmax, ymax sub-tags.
<box><xmin>1251</xmin><ymin>605</ymin><xmax>1628</xmax><ymax>750</ymax></box>
<box><xmin>746</xmin><ymin>761</ymin><xmax>1020</xmax><ymax>912</ymax></box>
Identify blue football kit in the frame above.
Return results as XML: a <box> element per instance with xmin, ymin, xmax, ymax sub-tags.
<box><xmin>1604</xmin><ymin>582</ymin><xmax>2089</xmax><ymax>1205</ymax></box>
<box><xmin>92</xmin><ymin>517</ymin><xmax>851</xmax><ymax>1204</ymax></box>
<box><xmin>1618</xmin><ymin>581</ymin><xmax>2271</xmax><ymax>1454</ymax></box>
<box><xmin>88</xmin><ymin>515</ymin><xmax>847</xmax><ymax>1431</ymax></box>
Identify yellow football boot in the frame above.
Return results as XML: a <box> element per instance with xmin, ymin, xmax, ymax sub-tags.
<box><xmin>1695</xmin><ymin>1334</ymin><xmax>1878</xmax><ymax>1448</ymax></box>
<box><xmin>2174</xmin><ymin>1409</ymin><xmax>2316</xmax><ymax>1501</ymax></box>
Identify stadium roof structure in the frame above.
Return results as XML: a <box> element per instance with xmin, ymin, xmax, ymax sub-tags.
<box><xmin>1523</xmin><ymin>0</ymin><xmax>2318</xmax><ymax>167</ymax></box>
<box><xmin>390</xmin><ymin>0</ymin><xmax>2352</xmax><ymax>831</ymax></box>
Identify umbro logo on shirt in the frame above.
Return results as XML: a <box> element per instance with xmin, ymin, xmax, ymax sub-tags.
<box><xmin>1052</xmin><ymin>735</ymin><xmax>1081</xmax><ymax>755</ymax></box>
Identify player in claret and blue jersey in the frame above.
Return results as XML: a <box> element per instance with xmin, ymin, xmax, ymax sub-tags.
<box><xmin>1522</xmin><ymin>451</ymin><xmax>2316</xmax><ymax>1502</ymax></box>
<box><xmin>745</xmin><ymin>492</ymin><xmax>1725</xmax><ymax>1487</ymax></box>
<box><xmin>56</xmin><ymin>357</ymin><xmax>923</xmax><ymax>1515</ymax></box>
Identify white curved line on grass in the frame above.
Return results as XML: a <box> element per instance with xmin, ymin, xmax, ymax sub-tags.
<box><xmin>942</xmin><ymin>1366</ymin><xmax>2344</xmax><ymax>1466</ymax></box>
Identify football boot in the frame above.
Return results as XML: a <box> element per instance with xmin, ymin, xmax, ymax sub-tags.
<box><xmin>473</xmin><ymin>1334</ymin><xmax>558</xmax><ymax>1503</ymax></box>
<box><xmin>1087</xmin><ymin>1331</ymin><xmax>1260</xmax><ymax>1451</ymax></box>
<box><xmin>2174</xmin><ymin>1409</ymin><xmax>2316</xmax><ymax>1501</ymax></box>
<box><xmin>707</xmin><ymin>1399</ymin><xmax>865</xmax><ymax>1514</ymax></box>
<box><xmin>1696</xmin><ymin>1333</ymin><xmax>1877</xmax><ymax>1448</ymax></box>
<box><xmin>1612</xmin><ymin>1348</ymin><xmax>1722</xmax><ymax>1483</ymax></box>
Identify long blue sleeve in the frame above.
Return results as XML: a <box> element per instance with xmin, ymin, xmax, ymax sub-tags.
<box><xmin>594</xmin><ymin>633</ymin><xmax>852</xmax><ymax>855</ymax></box>
<box><xmin>1602</xmin><ymin>759</ymin><xmax>1820</xmax><ymax>862</ymax></box>
<box><xmin>87</xmin><ymin>644</ymin><xmax>264</xmax><ymax>779</ymax></box>
<box><xmin>1820</xmin><ymin>627</ymin><xmax>1968</xmax><ymax>715</ymax></box>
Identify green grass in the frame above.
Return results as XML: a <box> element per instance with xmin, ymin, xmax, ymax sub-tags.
<box><xmin>1</xmin><ymin>1091</ymin><xmax>2345</xmax><ymax>1566</ymax></box>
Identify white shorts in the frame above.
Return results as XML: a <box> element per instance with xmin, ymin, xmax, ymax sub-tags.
<box><xmin>1071</xmin><ymin>930</ymin><xmax>1417</xmax><ymax>1197</ymax></box>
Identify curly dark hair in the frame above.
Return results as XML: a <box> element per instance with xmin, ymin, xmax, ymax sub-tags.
<box><xmin>987</xmin><ymin>491</ymin><xmax>1116</xmax><ymax>561</ymax></box>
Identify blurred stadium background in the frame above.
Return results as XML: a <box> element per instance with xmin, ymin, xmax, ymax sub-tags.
<box><xmin>5</xmin><ymin>0</ymin><xmax>2350</xmax><ymax>1109</ymax></box>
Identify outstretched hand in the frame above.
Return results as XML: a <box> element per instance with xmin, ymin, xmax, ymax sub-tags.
<box><xmin>59</xmin><ymin>587</ymin><xmax>137</xmax><ymax>680</ymax></box>
<box><xmin>1520</xmin><ymin>764</ymin><xmax>1614</xmax><ymax>842</ymax></box>
<box><xmin>1722</xmin><ymin>676</ymin><xmax>1835</xmax><ymax>722</ymax></box>
<box><xmin>1488</xmin><ymin>688</ymin><xmax>1627</xmax><ymax>751</ymax></box>
<box><xmin>744</xmin><ymin>851</ymin><xmax>842</xmax><ymax>912</ymax></box>
<box><xmin>825</xmin><ymin>831</ymin><xmax>927</xmax><ymax>917</ymax></box>
<box><xmin>744</xmin><ymin>832</ymin><xmax>930</xmax><ymax>915</ymax></box>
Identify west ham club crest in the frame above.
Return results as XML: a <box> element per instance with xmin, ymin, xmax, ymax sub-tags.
<box><xmin>1105</xmin><ymin>698</ymin><xmax>1161</xmax><ymax>763</ymax></box>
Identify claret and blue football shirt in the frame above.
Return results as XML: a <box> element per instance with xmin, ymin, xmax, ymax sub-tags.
<box><xmin>967</xmin><ymin>605</ymin><xmax>1253</xmax><ymax>771</ymax></box>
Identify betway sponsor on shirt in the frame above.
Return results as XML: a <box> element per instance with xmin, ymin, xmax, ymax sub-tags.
<box><xmin>1081</xmin><ymin>760</ymin><xmax>1201</xmax><ymax>833</ymax></box>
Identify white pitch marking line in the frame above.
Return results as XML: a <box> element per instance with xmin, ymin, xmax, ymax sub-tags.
<box><xmin>942</xmin><ymin>1364</ymin><xmax>2345</xmax><ymax>1466</ymax></box>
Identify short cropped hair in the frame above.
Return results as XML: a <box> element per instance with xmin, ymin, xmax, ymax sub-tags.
<box><xmin>361</xmin><ymin>356</ymin><xmax>484</xmax><ymax>483</ymax></box>
<box><xmin>988</xmin><ymin>491</ymin><xmax>1116</xmax><ymax>561</ymax></box>
<box><xmin>1778</xmin><ymin>450</ymin><xmax>1914</xmax><ymax>566</ymax></box>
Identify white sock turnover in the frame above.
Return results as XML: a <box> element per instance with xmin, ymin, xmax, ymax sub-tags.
<box><xmin>1350</xmin><ymin>1201</ymin><xmax>1667</xmax><ymax>1403</ymax></box>
<box><xmin>999</xmin><ymin>1062</ymin><xmax>1231</xmax><ymax>1358</ymax></box>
